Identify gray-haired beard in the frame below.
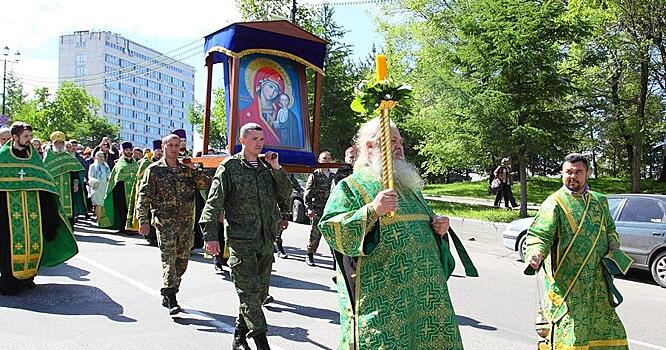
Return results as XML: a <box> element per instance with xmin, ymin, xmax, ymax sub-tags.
<box><xmin>365</xmin><ymin>151</ymin><xmax>424</xmax><ymax>192</ymax></box>
<box><xmin>53</xmin><ymin>146</ymin><xmax>65</xmax><ymax>153</ymax></box>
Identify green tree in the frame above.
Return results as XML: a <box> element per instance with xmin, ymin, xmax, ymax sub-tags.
<box><xmin>1</xmin><ymin>71</ymin><xmax>27</xmax><ymax>120</ymax></box>
<box><xmin>11</xmin><ymin>82</ymin><xmax>118</xmax><ymax>146</ymax></box>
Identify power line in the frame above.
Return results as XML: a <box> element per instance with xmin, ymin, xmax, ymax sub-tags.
<box><xmin>19</xmin><ymin>39</ymin><xmax>201</xmax><ymax>83</ymax></box>
<box><xmin>312</xmin><ymin>0</ymin><xmax>397</xmax><ymax>7</ymax></box>
<box><xmin>18</xmin><ymin>46</ymin><xmax>201</xmax><ymax>87</ymax></box>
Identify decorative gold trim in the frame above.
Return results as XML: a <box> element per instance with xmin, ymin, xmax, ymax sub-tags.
<box><xmin>554</xmin><ymin>193</ymin><xmax>591</xmax><ymax>276</ymax></box>
<box><xmin>0</xmin><ymin>163</ymin><xmax>45</xmax><ymax>171</ymax></box>
<box><xmin>206</xmin><ymin>46</ymin><xmax>325</xmax><ymax>75</ymax></box>
<box><xmin>0</xmin><ymin>177</ymin><xmax>55</xmax><ymax>186</ymax></box>
<box><xmin>345</xmin><ymin>178</ymin><xmax>372</xmax><ymax>207</ymax></box>
<box><xmin>553</xmin><ymin>338</ymin><xmax>628</xmax><ymax>349</ymax></box>
<box><xmin>354</xmin><ymin>256</ymin><xmax>363</xmax><ymax>350</ymax></box>
<box><xmin>380</xmin><ymin>213</ymin><xmax>430</xmax><ymax>226</ymax></box>
<box><xmin>553</xmin><ymin>218</ymin><xmax>605</xmax><ymax>307</ymax></box>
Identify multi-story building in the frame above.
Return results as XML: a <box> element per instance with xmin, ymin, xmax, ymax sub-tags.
<box><xmin>58</xmin><ymin>30</ymin><xmax>195</xmax><ymax>148</ymax></box>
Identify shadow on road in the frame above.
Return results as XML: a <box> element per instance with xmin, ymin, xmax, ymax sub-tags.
<box><xmin>74</xmin><ymin>233</ymin><xmax>126</xmax><ymax>246</ymax></box>
<box><xmin>617</xmin><ymin>268</ymin><xmax>658</xmax><ymax>286</ymax></box>
<box><xmin>270</xmin><ymin>273</ymin><xmax>335</xmax><ymax>293</ymax></box>
<box><xmin>264</xmin><ymin>299</ymin><xmax>339</xmax><ymax>325</ymax></box>
<box><xmin>39</xmin><ymin>262</ymin><xmax>91</xmax><ymax>281</ymax></box>
<box><xmin>0</xmin><ymin>283</ymin><xmax>136</xmax><ymax>323</ymax></box>
<box><xmin>456</xmin><ymin>314</ymin><xmax>498</xmax><ymax>331</ymax></box>
<box><xmin>280</xmin><ymin>246</ymin><xmax>335</xmax><ymax>268</ymax></box>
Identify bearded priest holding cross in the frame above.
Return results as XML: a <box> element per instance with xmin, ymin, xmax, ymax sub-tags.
<box><xmin>318</xmin><ymin>55</ymin><xmax>477</xmax><ymax>350</ymax></box>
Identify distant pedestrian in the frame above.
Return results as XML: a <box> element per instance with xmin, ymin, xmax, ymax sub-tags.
<box><xmin>304</xmin><ymin>151</ymin><xmax>334</xmax><ymax>267</ymax></box>
<box><xmin>137</xmin><ymin>134</ymin><xmax>209</xmax><ymax>315</ymax></box>
<box><xmin>493</xmin><ymin>157</ymin><xmax>518</xmax><ymax>209</ymax></box>
<box><xmin>0</xmin><ymin>127</ymin><xmax>10</xmax><ymax>146</ymax></box>
<box><xmin>200</xmin><ymin>123</ymin><xmax>291</xmax><ymax>350</ymax></box>
<box><xmin>93</xmin><ymin>138</ymin><xmax>119</xmax><ymax>168</ymax></box>
<box><xmin>97</xmin><ymin>142</ymin><xmax>139</xmax><ymax>233</ymax></box>
<box><xmin>88</xmin><ymin>151</ymin><xmax>111</xmax><ymax>221</ymax></box>
<box><xmin>30</xmin><ymin>138</ymin><xmax>43</xmax><ymax>159</ymax></box>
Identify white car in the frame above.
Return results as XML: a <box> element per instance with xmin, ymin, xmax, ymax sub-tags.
<box><xmin>501</xmin><ymin>194</ymin><xmax>666</xmax><ymax>288</ymax></box>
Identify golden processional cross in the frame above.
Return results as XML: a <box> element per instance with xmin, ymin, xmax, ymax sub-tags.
<box><xmin>376</xmin><ymin>55</ymin><xmax>397</xmax><ymax>218</ymax></box>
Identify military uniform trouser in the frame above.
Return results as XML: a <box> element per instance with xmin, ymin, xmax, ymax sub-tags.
<box><xmin>306</xmin><ymin>214</ymin><xmax>323</xmax><ymax>254</ymax></box>
<box><xmin>228</xmin><ymin>238</ymin><xmax>273</xmax><ymax>338</ymax></box>
<box><xmin>155</xmin><ymin>216</ymin><xmax>194</xmax><ymax>296</ymax></box>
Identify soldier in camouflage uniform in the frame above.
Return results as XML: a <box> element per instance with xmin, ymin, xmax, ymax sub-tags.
<box><xmin>136</xmin><ymin>134</ymin><xmax>209</xmax><ymax>315</ymax></box>
<box><xmin>200</xmin><ymin>123</ymin><xmax>291</xmax><ymax>350</ymax></box>
<box><xmin>304</xmin><ymin>151</ymin><xmax>334</xmax><ymax>267</ymax></box>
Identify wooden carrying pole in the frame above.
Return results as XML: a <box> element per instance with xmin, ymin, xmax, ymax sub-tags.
<box><xmin>202</xmin><ymin>54</ymin><xmax>214</xmax><ymax>155</ymax></box>
<box><xmin>228</xmin><ymin>57</ymin><xmax>241</xmax><ymax>154</ymax></box>
<box><xmin>312</xmin><ymin>72</ymin><xmax>323</xmax><ymax>156</ymax></box>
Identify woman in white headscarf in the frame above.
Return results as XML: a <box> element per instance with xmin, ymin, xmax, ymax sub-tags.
<box><xmin>88</xmin><ymin>151</ymin><xmax>111</xmax><ymax>221</ymax></box>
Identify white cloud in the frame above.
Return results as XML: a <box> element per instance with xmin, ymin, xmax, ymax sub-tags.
<box><xmin>1</xmin><ymin>0</ymin><xmax>241</xmax><ymax>50</ymax></box>
<box><xmin>0</xmin><ymin>0</ymin><xmax>242</xmax><ymax>96</ymax></box>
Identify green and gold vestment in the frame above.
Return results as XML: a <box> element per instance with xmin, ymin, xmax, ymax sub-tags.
<box><xmin>127</xmin><ymin>155</ymin><xmax>152</xmax><ymax>230</ymax></box>
<box><xmin>98</xmin><ymin>157</ymin><xmax>138</xmax><ymax>230</ymax></box>
<box><xmin>525</xmin><ymin>187</ymin><xmax>630</xmax><ymax>350</ymax></box>
<box><xmin>319</xmin><ymin>169</ymin><xmax>467</xmax><ymax>350</ymax></box>
<box><xmin>43</xmin><ymin>150</ymin><xmax>87</xmax><ymax>219</ymax></box>
<box><xmin>0</xmin><ymin>142</ymin><xmax>78</xmax><ymax>280</ymax></box>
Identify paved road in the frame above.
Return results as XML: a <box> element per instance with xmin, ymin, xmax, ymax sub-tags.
<box><xmin>1</xmin><ymin>219</ymin><xmax>664</xmax><ymax>350</ymax></box>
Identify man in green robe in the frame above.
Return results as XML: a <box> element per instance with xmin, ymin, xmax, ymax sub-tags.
<box><xmin>318</xmin><ymin>118</ymin><xmax>468</xmax><ymax>350</ymax></box>
<box><xmin>0</xmin><ymin>122</ymin><xmax>78</xmax><ymax>295</ymax></box>
<box><xmin>525</xmin><ymin>153</ymin><xmax>630</xmax><ymax>350</ymax></box>
<box><xmin>98</xmin><ymin>142</ymin><xmax>139</xmax><ymax>233</ymax></box>
<box><xmin>43</xmin><ymin>131</ymin><xmax>87</xmax><ymax>226</ymax></box>
<box><xmin>128</xmin><ymin>139</ymin><xmax>162</xmax><ymax>245</ymax></box>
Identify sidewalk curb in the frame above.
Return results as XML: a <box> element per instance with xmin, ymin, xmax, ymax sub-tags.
<box><xmin>424</xmin><ymin>194</ymin><xmax>541</xmax><ymax>211</ymax></box>
<box><xmin>448</xmin><ymin>216</ymin><xmax>508</xmax><ymax>245</ymax></box>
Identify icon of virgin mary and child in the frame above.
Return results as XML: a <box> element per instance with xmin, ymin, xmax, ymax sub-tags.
<box><xmin>240</xmin><ymin>63</ymin><xmax>303</xmax><ymax>148</ymax></box>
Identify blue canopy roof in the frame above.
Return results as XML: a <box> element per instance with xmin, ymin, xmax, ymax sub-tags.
<box><xmin>204</xmin><ymin>20</ymin><xmax>328</xmax><ymax>75</ymax></box>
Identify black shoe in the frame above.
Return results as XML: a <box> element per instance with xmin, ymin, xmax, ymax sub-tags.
<box><xmin>331</xmin><ymin>275</ymin><xmax>337</xmax><ymax>283</ymax></box>
<box><xmin>23</xmin><ymin>279</ymin><xmax>37</xmax><ymax>289</ymax></box>
<box><xmin>147</xmin><ymin>239</ymin><xmax>158</xmax><ymax>247</ymax></box>
<box><xmin>166</xmin><ymin>293</ymin><xmax>181</xmax><ymax>315</ymax></box>
<box><xmin>305</xmin><ymin>253</ymin><xmax>315</xmax><ymax>267</ymax></box>
<box><xmin>276</xmin><ymin>240</ymin><xmax>288</xmax><ymax>259</ymax></box>
<box><xmin>253</xmin><ymin>332</ymin><xmax>271</xmax><ymax>350</ymax></box>
<box><xmin>161</xmin><ymin>296</ymin><xmax>169</xmax><ymax>308</ymax></box>
<box><xmin>263</xmin><ymin>295</ymin><xmax>274</xmax><ymax>305</ymax></box>
<box><xmin>232</xmin><ymin>328</ymin><xmax>251</xmax><ymax>350</ymax></box>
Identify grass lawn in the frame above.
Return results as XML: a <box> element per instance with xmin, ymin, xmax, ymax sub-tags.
<box><xmin>424</xmin><ymin>177</ymin><xmax>666</xmax><ymax>204</ymax></box>
<box><xmin>429</xmin><ymin>201</ymin><xmax>538</xmax><ymax>223</ymax></box>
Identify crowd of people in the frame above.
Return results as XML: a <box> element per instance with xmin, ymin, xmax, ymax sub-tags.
<box><xmin>0</xmin><ymin>119</ymin><xmax>633</xmax><ymax>350</ymax></box>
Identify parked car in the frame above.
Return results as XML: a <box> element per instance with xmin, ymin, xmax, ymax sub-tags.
<box><xmin>502</xmin><ymin>194</ymin><xmax>666</xmax><ymax>288</ymax></box>
<box><xmin>288</xmin><ymin>175</ymin><xmax>309</xmax><ymax>224</ymax></box>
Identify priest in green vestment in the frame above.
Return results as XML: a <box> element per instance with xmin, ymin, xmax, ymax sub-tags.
<box><xmin>525</xmin><ymin>153</ymin><xmax>631</xmax><ymax>350</ymax></box>
<box><xmin>43</xmin><ymin>131</ymin><xmax>87</xmax><ymax>225</ymax></box>
<box><xmin>98</xmin><ymin>142</ymin><xmax>139</xmax><ymax>233</ymax></box>
<box><xmin>127</xmin><ymin>139</ymin><xmax>162</xmax><ymax>245</ymax></box>
<box><xmin>0</xmin><ymin>122</ymin><xmax>78</xmax><ymax>295</ymax></box>
<box><xmin>318</xmin><ymin>118</ymin><xmax>470</xmax><ymax>350</ymax></box>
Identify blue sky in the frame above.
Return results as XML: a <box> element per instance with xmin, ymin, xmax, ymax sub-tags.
<box><xmin>0</xmin><ymin>1</ymin><xmax>382</xmax><ymax>105</ymax></box>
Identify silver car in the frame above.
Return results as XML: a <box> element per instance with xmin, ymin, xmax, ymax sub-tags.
<box><xmin>502</xmin><ymin>194</ymin><xmax>666</xmax><ymax>288</ymax></box>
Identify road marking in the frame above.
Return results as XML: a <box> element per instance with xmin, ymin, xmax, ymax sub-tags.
<box><xmin>629</xmin><ymin>339</ymin><xmax>666</xmax><ymax>350</ymax></box>
<box><xmin>75</xmin><ymin>254</ymin><xmax>286</xmax><ymax>350</ymax></box>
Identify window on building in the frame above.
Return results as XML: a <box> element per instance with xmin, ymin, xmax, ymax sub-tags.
<box><xmin>75</xmin><ymin>54</ymin><xmax>87</xmax><ymax>65</ymax></box>
<box><xmin>75</xmin><ymin>66</ymin><xmax>85</xmax><ymax>77</ymax></box>
<box><xmin>105</xmin><ymin>54</ymin><xmax>120</xmax><ymax>65</ymax></box>
<box><xmin>120</xmin><ymin>96</ymin><xmax>133</xmax><ymax>105</ymax></box>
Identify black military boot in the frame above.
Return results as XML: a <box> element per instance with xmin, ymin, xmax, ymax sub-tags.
<box><xmin>276</xmin><ymin>239</ymin><xmax>288</xmax><ymax>259</ymax></box>
<box><xmin>232</xmin><ymin>328</ymin><xmax>251</xmax><ymax>350</ymax></box>
<box><xmin>166</xmin><ymin>293</ymin><xmax>181</xmax><ymax>315</ymax></box>
<box><xmin>305</xmin><ymin>253</ymin><xmax>315</xmax><ymax>266</ymax></box>
<box><xmin>253</xmin><ymin>332</ymin><xmax>271</xmax><ymax>350</ymax></box>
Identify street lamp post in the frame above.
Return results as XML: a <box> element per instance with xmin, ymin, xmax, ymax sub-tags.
<box><xmin>2</xmin><ymin>46</ymin><xmax>21</xmax><ymax>116</ymax></box>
